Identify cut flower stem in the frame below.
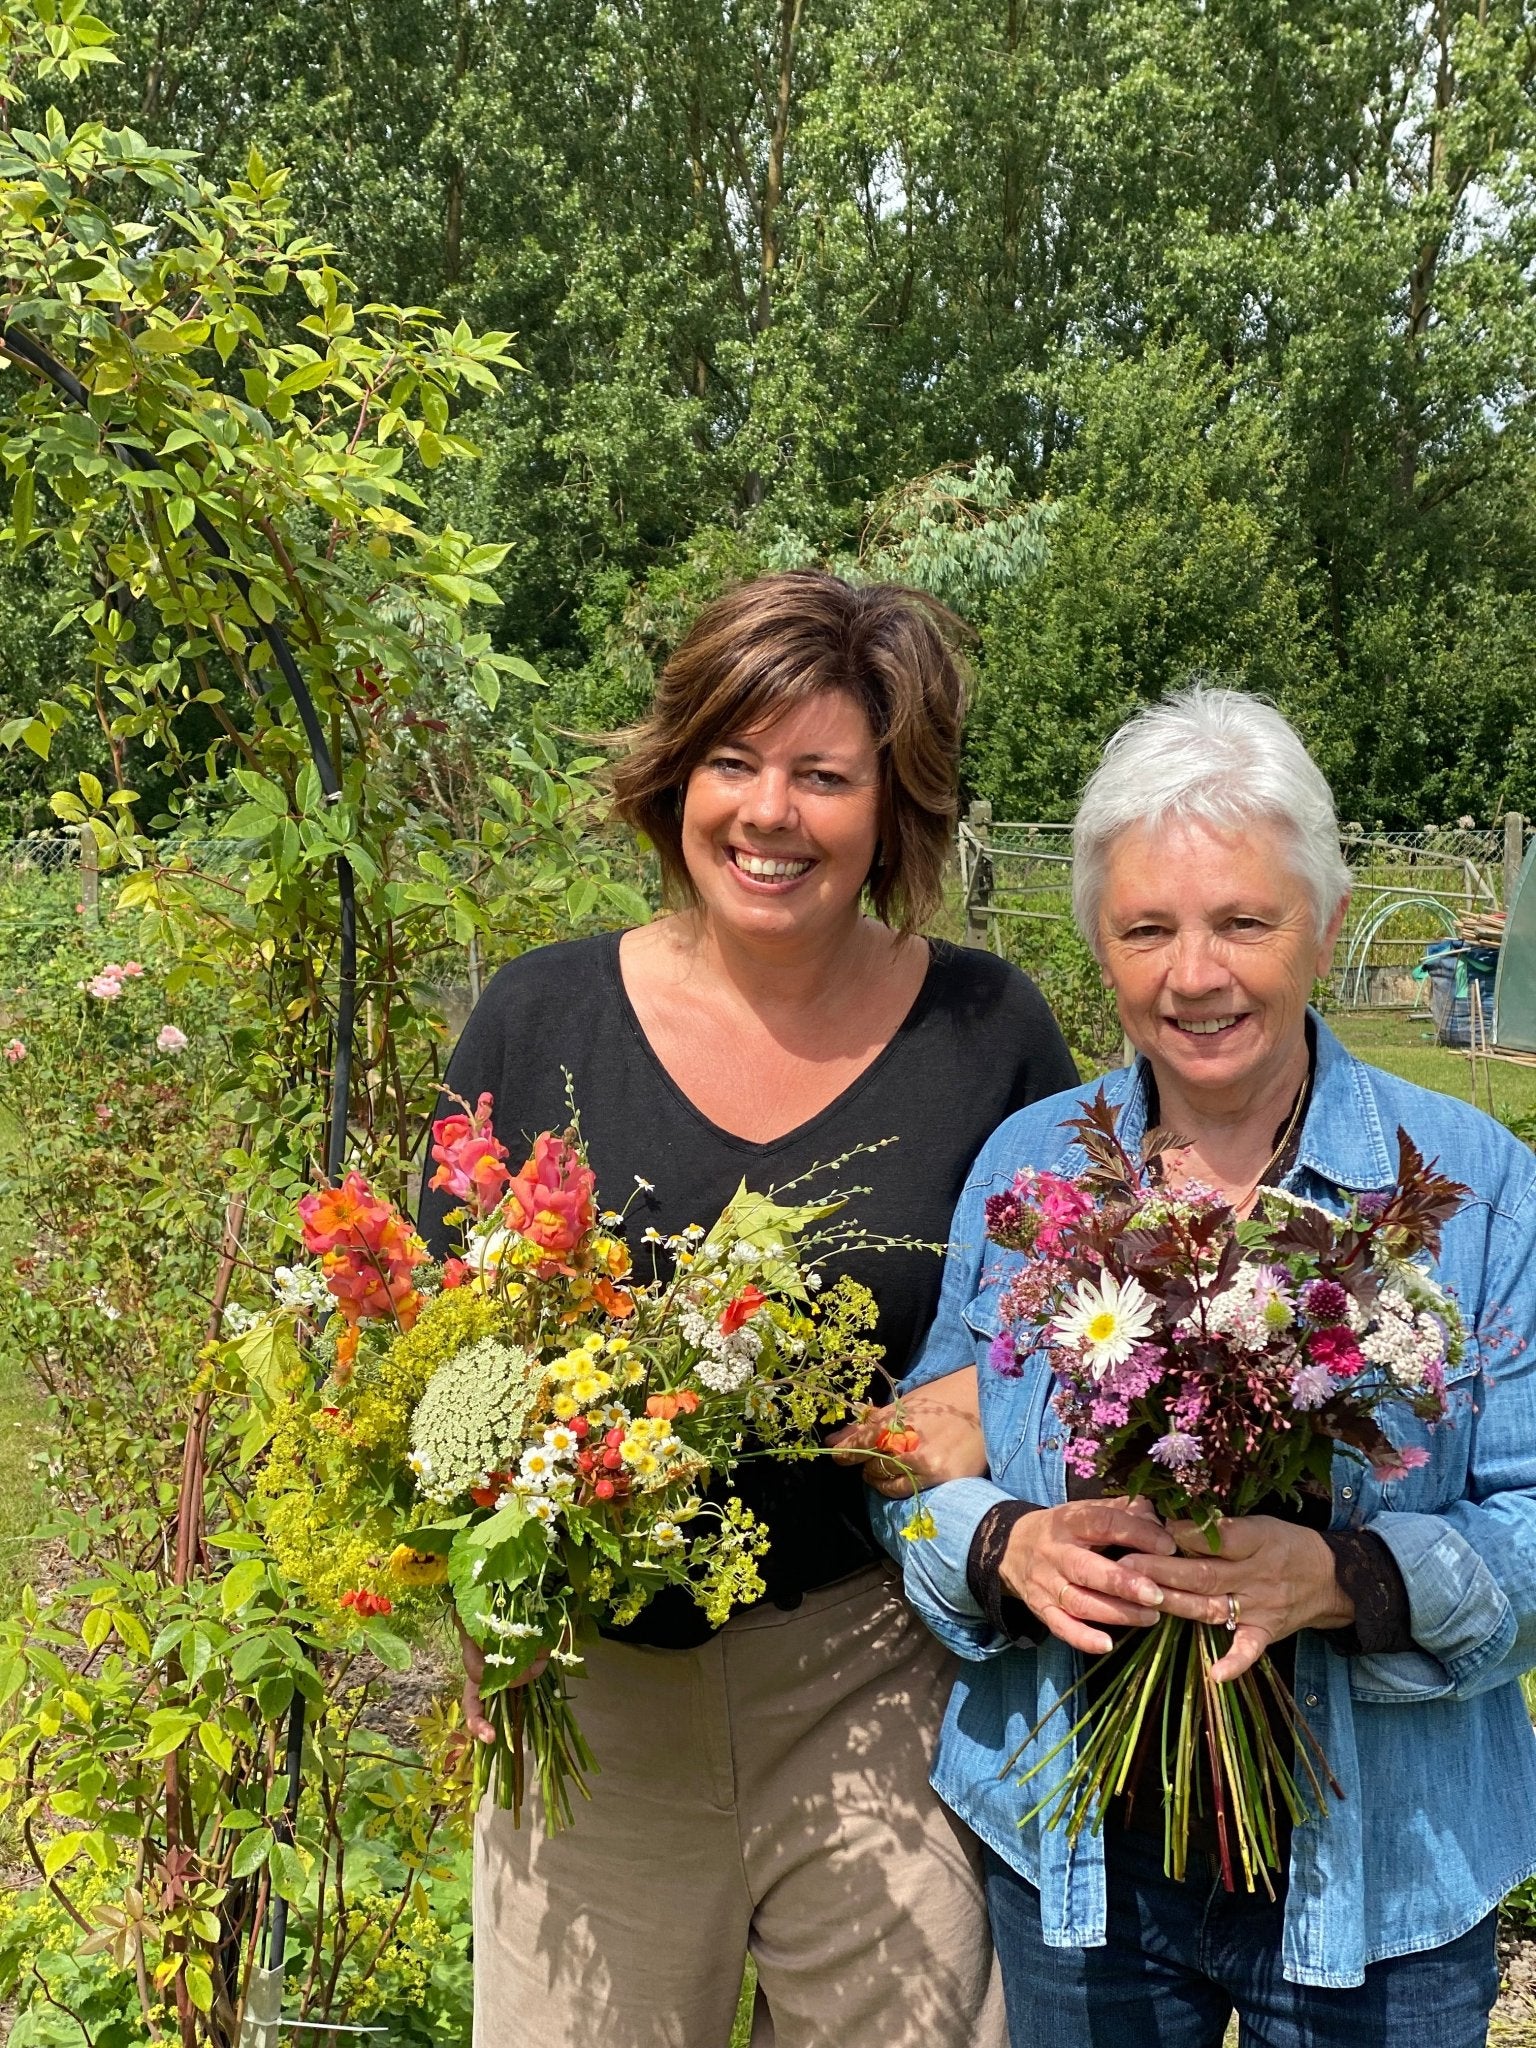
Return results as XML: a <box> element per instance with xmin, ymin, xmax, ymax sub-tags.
<box><xmin>1007</xmin><ymin>1615</ymin><xmax>1335</xmax><ymax>1894</ymax></box>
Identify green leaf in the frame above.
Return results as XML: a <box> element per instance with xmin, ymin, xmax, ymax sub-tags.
<box><xmin>220</xmin><ymin>1558</ymin><xmax>268</xmax><ymax>1617</ymax></box>
<box><xmin>141</xmin><ymin>1709</ymin><xmax>201</xmax><ymax>1760</ymax></box>
<box><xmin>78</xmin><ymin>771</ymin><xmax>103</xmax><ymax>808</ymax></box>
<box><xmin>197</xmin><ymin>1721</ymin><xmax>235</xmax><ymax>1772</ymax></box>
<box><xmin>231</xmin><ymin>1827</ymin><xmax>273</xmax><ymax>1879</ymax></box>
<box><xmin>278</xmin><ymin>358</ymin><xmax>333</xmax><ymax>395</ymax></box>
<box><xmin>137</xmin><ymin>319</ymin><xmax>211</xmax><ymax>355</ymax></box>
<box><xmin>11</xmin><ymin>466</ymin><xmax>35</xmax><ymax>547</ymax></box>
<box><xmin>184</xmin><ymin>1961</ymin><xmax>213</xmax><ymax>2014</ymax></box>
<box><xmin>255</xmin><ymin>1672</ymin><xmax>294</xmax><ymax>1720</ymax></box>
<box><xmin>393</xmin><ymin>1518</ymin><xmax>465</xmax><ymax>1556</ymax></box>
<box><xmin>42</xmin><ymin>1831</ymin><xmax>90</xmax><ymax>1880</ymax></box>
<box><xmin>269</xmin><ymin>1840</ymin><xmax>311</xmax><ymax>1904</ymax></box>
<box><xmin>113</xmin><ymin>1608</ymin><xmax>151</xmax><ymax>1658</ymax></box>
<box><xmin>362</xmin><ymin>1622</ymin><xmax>413</xmax><ymax>1673</ymax></box>
<box><xmin>183</xmin><ymin>1627</ymin><xmax>213</xmax><ymax>1687</ymax></box>
<box><xmin>233</xmin><ymin>768</ymin><xmax>290</xmax><ymax>814</ymax></box>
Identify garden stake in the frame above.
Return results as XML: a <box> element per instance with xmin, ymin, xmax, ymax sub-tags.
<box><xmin>0</xmin><ymin>324</ymin><xmax>360</xmax><ymax>2033</ymax></box>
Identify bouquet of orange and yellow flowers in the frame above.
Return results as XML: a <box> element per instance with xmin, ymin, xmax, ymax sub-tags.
<box><xmin>255</xmin><ymin>1094</ymin><xmax>892</xmax><ymax>1827</ymax></box>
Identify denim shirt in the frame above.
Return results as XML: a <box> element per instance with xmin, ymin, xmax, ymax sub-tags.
<box><xmin>872</xmin><ymin>1013</ymin><xmax>1536</xmax><ymax>1987</ymax></box>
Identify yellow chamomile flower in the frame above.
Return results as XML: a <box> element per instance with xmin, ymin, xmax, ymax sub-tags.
<box><xmin>550</xmin><ymin>1392</ymin><xmax>578</xmax><ymax>1421</ymax></box>
<box><xmin>651</xmin><ymin>1519</ymin><xmax>684</xmax><ymax>1553</ymax></box>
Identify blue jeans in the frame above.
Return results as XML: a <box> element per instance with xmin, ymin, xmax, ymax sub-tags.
<box><xmin>983</xmin><ymin>1834</ymin><xmax>1499</xmax><ymax>2048</ymax></box>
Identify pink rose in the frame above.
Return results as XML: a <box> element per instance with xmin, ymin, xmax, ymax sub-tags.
<box><xmin>2</xmin><ymin>1039</ymin><xmax>24</xmax><ymax>1063</ymax></box>
<box><xmin>155</xmin><ymin>1024</ymin><xmax>189</xmax><ymax>1054</ymax></box>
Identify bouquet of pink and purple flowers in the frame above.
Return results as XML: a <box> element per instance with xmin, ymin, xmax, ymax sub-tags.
<box><xmin>987</xmin><ymin>1091</ymin><xmax>1469</xmax><ymax>1893</ymax></box>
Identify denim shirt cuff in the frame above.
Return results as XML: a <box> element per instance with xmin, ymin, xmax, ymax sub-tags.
<box><xmin>1349</xmin><ymin>1510</ymin><xmax>1516</xmax><ymax>1700</ymax></box>
<box><xmin>868</xmin><ymin>1477</ymin><xmax>1018</xmax><ymax>1659</ymax></box>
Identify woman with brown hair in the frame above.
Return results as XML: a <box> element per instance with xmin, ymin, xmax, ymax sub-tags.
<box><xmin>419</xmin><ymin>568</ymin><xmax>1075</xmax><ymax>2048</ymax></box>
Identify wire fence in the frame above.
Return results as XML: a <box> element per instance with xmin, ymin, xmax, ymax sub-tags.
<box><xmin>958</xmin><ymin>808</ymin><xmax>1526</xmax><ymax>1010</ymax></box>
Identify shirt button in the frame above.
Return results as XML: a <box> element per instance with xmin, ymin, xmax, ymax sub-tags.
<box><xmin>1341</xmin><ymin>1487</ymin><xmax>1354</xmax><ymax>1501</ymax></box>
<box><xmin>1305</xmin><ymin>1693</ymin><xmax>1320</xmax><ymax>1709</ymax></box>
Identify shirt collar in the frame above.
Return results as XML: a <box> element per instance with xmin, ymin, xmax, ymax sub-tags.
<box><xmin>1292</xmin><ymin>1009</ymin><xmax>1397</xmax><ymax>1193</ymax></box>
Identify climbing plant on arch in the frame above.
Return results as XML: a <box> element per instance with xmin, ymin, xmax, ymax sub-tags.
<box><xmin>0</xmin><ymin>2</ymin><xmax>638</xmax><ymax>2038</ymax></box>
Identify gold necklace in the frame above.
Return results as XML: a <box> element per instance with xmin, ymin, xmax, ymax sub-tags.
<box><xmin>1169</xmin><ymin>1073</ymin><xmax>1310</xmax><ymax>1216</ymax></box>
<box><xmin>1231</xmin><ymin>1076</ymin><xmax>1310</xmax><ymax>1215</ymax></box>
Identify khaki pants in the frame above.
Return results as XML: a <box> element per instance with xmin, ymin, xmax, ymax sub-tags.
<box><xmin>474</xmin><ymin>1565</ymin><xmax>1006</xmax><ymax>2048</ymax></box>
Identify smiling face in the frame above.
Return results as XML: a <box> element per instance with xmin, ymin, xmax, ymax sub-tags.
<box><xmin>679</xmin><ymin>689</ymin><xmax>882</xmax><ymax>949</ymax></box>
<box><xmin>1097</xmin><ymin>816</ymin><xmax>1346</xmax><ymax>1115</ymax></box>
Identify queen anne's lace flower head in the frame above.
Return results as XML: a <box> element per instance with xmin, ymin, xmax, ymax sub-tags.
<box><xmin>409</xmin><ymin>1337</ymin><xmax>545</xmax><ymax>1503</ymax></box>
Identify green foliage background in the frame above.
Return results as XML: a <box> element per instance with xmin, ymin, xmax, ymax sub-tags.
<box><xmin>6</xmin><ymin>0</ymin><xmax>1536</xmax><ymax>827</ymax></box>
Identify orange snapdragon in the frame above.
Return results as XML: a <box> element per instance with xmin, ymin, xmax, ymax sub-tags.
<box><xmin>502</xmin><ymin>1133</ymin><xmax>598</xmax><ymax>1262</ymax></box>
<box><xmin>429</xmin><ymin>1092</ymin><xmax>511</xmax><ymax>1216</ymax></box>
<box><xmin>298</xmin><ymin>1172</ymin><xmax>426</xmax><ymax>1332</ymax></box>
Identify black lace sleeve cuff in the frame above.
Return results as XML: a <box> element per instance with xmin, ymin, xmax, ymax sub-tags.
<box><xmin>967</xmin><ymin>1499</ymin><xmax>1050</xmax><ymax>1644</ymax></box>
<box><xmin>1320</xmin><ymin>1528</ymin><xmax>1414</xmax><ymax>1656</ymax></box>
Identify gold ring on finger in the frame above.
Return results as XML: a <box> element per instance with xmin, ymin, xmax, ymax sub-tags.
<box><xmin>1226</xmin><ymin>1592</ymin><xmax>1241</xmax><ymax>1634</ymax></box>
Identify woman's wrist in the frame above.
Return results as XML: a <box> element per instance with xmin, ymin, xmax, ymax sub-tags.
<box><xmin>1301</xmin><ymin>1527</ymin><xmax>1357</xmax><ymax>1632</ymax></box>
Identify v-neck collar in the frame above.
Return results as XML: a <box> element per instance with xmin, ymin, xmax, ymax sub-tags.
<box><xmin>603</xmin><ymin>927</ymin><xmax>942</xmax><ymax>1155</ymax></box>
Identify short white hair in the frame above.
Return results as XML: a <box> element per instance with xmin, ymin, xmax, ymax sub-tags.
<box><xmin>1071</xmin><ymin>686</ymin><xmax>1351</xmax><ymax>952</ymax></box>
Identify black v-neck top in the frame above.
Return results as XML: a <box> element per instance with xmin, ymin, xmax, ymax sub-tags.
<box><xmin>419</xmin><ymin>927</ymin><xmax>1076</xmax><ymax>1646</ymax></box>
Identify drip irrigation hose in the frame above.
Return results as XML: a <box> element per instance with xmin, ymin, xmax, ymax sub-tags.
<box><xmin>0</xmin><ymin>325</ymin><xmax>355</xmax><ymax>1988</ymax></box>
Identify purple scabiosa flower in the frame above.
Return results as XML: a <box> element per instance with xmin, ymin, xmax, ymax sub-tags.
<box><xmin>1301</xmin><ymin>1278</ymin><xmax>1351</xmax><ymax>1327</ymax></box>
<box><xmin>988</xmin><ymin>1328</ymin><xmax>1023</xmax><ymax>1377</ymax></box>
<box><xmin>1289</xmin><ymin>1362</ymin><xmax>1333</xmax><ymax>1411</ymax></box>
<box><xmin>1149</xmin><ymin>1430</ymin><xmax>1203</xmax><ymax>1473</ymax></box>
<box><xmin>1358</xmin><ymin>1192</ymin><xmax>1391</xmax><ymax>1220</ymax></box>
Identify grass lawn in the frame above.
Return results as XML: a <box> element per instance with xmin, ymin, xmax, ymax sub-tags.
<box><xmin>1326</xmin><ymin>1004</ymin><xmax>1536</xmax><ymax>1130</ymax></box>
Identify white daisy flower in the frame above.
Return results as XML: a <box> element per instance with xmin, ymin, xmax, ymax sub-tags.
<box><xmin>542</xmin><ymin>1425</ymin><xmax>578</xmax><ymax>1458</ymax></box>
<box><xmin>1051</xmin><ymin>1272</ymin><xmax>1158</xmax><ymax>1379</ymax></box>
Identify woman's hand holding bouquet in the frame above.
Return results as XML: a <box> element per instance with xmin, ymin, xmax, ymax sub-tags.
<box><xmin>254</xmin><ymin>1094</ymin><xmax>891</xmax><ymax>1829</ymax></box>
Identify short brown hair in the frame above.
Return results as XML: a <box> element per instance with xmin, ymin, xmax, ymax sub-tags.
<box><xmin>608</xmin><ymin>570</ymin><xmax>968</xmax><ymax>933</ymax></box>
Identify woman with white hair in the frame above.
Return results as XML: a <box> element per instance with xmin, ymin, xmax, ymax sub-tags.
<box><xmin>841</xmin><ymin>687</ymin><xmax>1536</xmax><ymax>2045</ymax></box>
